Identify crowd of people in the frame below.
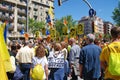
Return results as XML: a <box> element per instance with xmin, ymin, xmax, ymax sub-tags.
<box><xmin>3</xmin><ymin>26</ymin><xmax>120</xmax><ymax>80</ymax></box>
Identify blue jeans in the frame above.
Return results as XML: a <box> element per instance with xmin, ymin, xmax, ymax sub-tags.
<box><xmin>54</xmin><ymin>68</ymin><xmax>64</xmax><ymax>80</ymax></box>
<box><xmin>19</xmin><ymin>63</ymin><xmax>31</xmax><ymax>80</ymax></box>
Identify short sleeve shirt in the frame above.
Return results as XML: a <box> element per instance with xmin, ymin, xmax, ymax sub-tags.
<box><xmin>100</xmin><ymin>42</ymin><xmax>120</xmax><ymax>80</ymax></box>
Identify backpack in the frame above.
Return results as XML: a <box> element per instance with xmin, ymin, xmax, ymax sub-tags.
<box><xmin>108</xmin><ymin>46</ymin><xmax>120</xmax><ymax>75</ymax></box>
<box><xmin>31</xmin><ymin>64</ymin><xmax>44</xmax><ymax>80</ymax></box>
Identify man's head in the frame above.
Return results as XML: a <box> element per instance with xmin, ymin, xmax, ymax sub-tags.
<box><xmin>68</xmin><ymin>38</ymin><xmax>76</xmax><ymax>46</ymax></box>
<box><xmin>86</xmin><ymin>33</ymin><xmax>95</xmax><ymax>43</ymax></box>
<box><xmin>110</xmin><ymin>27</ymin><xmax>120</xmax><ymax>39</ymax></box>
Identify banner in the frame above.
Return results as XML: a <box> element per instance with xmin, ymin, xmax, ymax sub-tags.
<box><xmin>62</xmin><ymin>26</ymin><xmax>68</xmax><ymax>35</ymax></box>
<box><xmin>48</xmin><ymin>57</ymin><xmax>64</xmax><ymax>68</ymax></box>
<box><xmin>48</xmin><ymin>51</ymin><xmax>64</xmax><ymax>68</ymax></box>
<box><xmin>35</xmin><ymin>31</ymin><xmax>40</xmax><ymax>38</ymax></box>
<box><xmin>77</xmin><ymin>23</ymin><xmax>84</xmax><ymax>35</ymax></box>
<box><xmin>70</xmin><ymin>27</ymin><xmax>76</xmax><ymax>38</ymax></box>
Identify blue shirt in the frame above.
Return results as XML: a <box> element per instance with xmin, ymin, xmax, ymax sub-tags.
<box><xmin>79</xmin><ymin>44</ymin><xmax>101</xmax><ymax>78</ymax></box>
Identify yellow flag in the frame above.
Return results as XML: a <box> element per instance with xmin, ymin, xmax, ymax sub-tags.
<box><xmin>48</xmin><ymin>5</ymin><xmax>54</xmax><ymax>19</ymax></box>
<box><xmin>0</xmin><ymin>23</ymin><xmax>10</xmax><ymax>61</ymax></box>
<box><xmin>0</xmin><ymin>54</ymin><xmax>8</xmax><ymax>80</ymax></box>
<box><xmin>0</xmin><ymin>23</ymin><xmax>11</xmax><ymax>72</ymax></box>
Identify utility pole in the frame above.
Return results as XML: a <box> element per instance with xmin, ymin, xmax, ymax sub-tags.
<box><xmin>26</xmin><ymin>0</ymin><xmax>29</xmax><ymax>33</ymax></box>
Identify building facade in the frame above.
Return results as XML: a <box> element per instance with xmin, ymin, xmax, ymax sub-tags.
<box><xmin>103</xmin><ymin>21</ymin><xmax>113</xmax><ymax>34</ymax></box>
<box><xmin>78</xmin><ymin>16</ymin><xmax>104</xmax><ymax>35</ymax></box>
<box><xmin>0</xmin><ymin>0</ymin><xmax>54</xmax><ymax>38</ymax></box>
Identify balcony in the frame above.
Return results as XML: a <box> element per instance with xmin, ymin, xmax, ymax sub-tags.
<box><xmin>8</xmin><ymin>24</ymin><xmax>14</xmax><ymax>31</ymax></box>
<box><xmin>17</xmin><ymin>24</ymin><xmax>25</xmax><ymax>31</ymax></box>
<box><xmin>0</xmin><ymin>5</ymin><xmax>14</xmax><ymax>13</ymax></box>
<box><xmin>17</xmin><ymin>0</ymin><xmax>26</xmax><ymax>7</ymax></box>
<box><xmin>18</xmin><ymin>17</ymin><xmax>26</xmax><ymax>24</ymax></box>
<box><xmin>0</xmin><ymin>14</ymin><xmax>14</xmax><ymax>22</ymax></box>
<box><xmin>18</xmin><ymin>8</ymin><xmax>26</xmax><ymax>16</ymax></box>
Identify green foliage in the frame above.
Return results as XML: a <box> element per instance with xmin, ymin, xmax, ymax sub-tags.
<box><xmin>29</xmin><ymin>18</ymin><xmax>45</xmax><ymax>35</ymax></box>
<box><xmin>54</xmin><ymin>15</ymin><xmax>77</xmax><ymax>38</ymax></box>
<box><xmin>55</xmin><ymin>19</ymin><xmax>64</xmax><ymax>36</ymax></box>
<box><xmin>112</xmin><ymin>1</ymin><xmax>120</xmax><ymax>26</ymax></box>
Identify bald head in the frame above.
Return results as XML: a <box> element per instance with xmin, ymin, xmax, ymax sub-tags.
<box><xmin>69</xmin><ymin>38</ymin><xmax>76</xmax><ymax>45</ymax></box>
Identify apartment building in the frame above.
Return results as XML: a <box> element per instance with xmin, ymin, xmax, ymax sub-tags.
<box><xmin>104</xmin><ymin>21</ymin><xmax>113</xmax><ymax>34</ymax></box>
<box><xmin>0</xmin><ymin>0</ymin><xmax>54</xmax><ymax>38</ymax></box>
<box><xmin>78</xmin><ymin>16</ymin><xmax>104</xmax><ymax>35</ymax></box>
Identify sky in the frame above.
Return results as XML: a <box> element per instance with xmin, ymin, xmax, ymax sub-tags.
<box><xmin>54</xmin><ymin>0</ymin><xmax>119</xmax><ymax>24</ymax></box>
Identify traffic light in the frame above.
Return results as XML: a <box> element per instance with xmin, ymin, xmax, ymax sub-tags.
<box><xmin>58</xmin><ymin>0</ymin><xmax>62</xmax><ymax>6</ymax></box>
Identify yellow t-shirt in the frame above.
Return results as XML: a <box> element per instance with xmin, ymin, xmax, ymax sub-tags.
<box><xmin>100</xmin><ymin>42</ymin><xmax>120</xmax><ymax>80</ymax></box>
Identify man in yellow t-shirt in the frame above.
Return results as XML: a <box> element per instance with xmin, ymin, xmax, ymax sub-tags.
<box><xmin>100</xmin><ymin>27</ymin><xmax>120</xmax><ymax>80</ymax></box>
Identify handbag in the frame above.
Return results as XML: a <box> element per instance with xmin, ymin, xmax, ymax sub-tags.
<box><xmin>13</xmin><ymin>65</ymin><xmax>24</xmax><ymax>80</ymax></box>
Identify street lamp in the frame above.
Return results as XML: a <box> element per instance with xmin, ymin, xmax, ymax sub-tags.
<box><xmin>82</xmin><ymin>0</ymin><xmax>96</xmax><ymax>33</ymax></box>
<box><xmin>57</xmin><ymin>0</ymin><xmax>96</xmax><ymax>33</ymax></box>
<box><xmin>82</xmin><ymin>0</ymin><xmax>92</xmax><ymax>9</ymax></box>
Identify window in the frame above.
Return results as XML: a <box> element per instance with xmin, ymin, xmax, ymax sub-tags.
<box><xmin>2</xmin><ymin>3</ymin><xmax>6</xmax><ymax>6</ymax></box>
<box><xmin>34</xmin><ymin>16</ymin><xmax>37</xmax><ymax>20</ymax></box>
<box><xmin>20</xmin><ymin>0</ymin><xmax>23</xmax><ymax>2</ymax></box>
<box><xmin>46</xmin><ymin>1</ymin><xmax>48</xmax><ymax>5</ymax></box>
<box><xmin>41</xmin><ymin>0</ymin><xmax>43</xmax><ymax>2</ymax></box>
<box><xmin>2</xmin><ymin>12</ymin><xmax>5</xmax><ymax>15</ymax></box>
<box><xmin>9</xmin><ymin>4</ymin><xmax>12</xmax><ymax>9</ymax></box>
<box><xmin>41</xmin><ymin>13</ymin><xmax>42</xmax><ymax>16</ymax></box>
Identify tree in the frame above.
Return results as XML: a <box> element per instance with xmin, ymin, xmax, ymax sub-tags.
<box><xmin>29</xmin><ymin>18</ymin><xmax>45</xmax><ymax>36</ymax></box>
<box><xmin>112</xmin><ymin>1</ymin><xmax>120</xmax><ymax>26</ymax></box>
<box><xmin>54</xmin><ymin>19</ymin><xmax>64</xmax><ymax>36</ymax></box>
<box><xmin>54</xmin><ymin>15</ymin><xmax>77</xmax><ymax>37</ymax></box>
